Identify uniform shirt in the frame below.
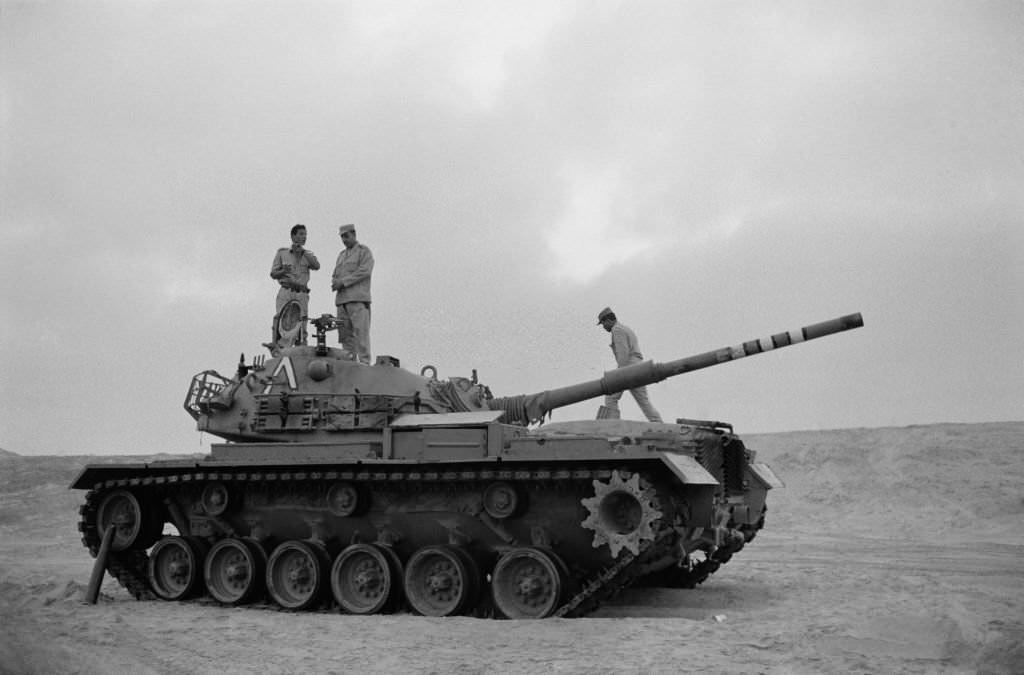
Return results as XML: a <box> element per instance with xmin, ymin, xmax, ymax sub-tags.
<box><xmin>332</xmin><ymin>243</ymin><xmax>374</xmax><ymax>304</ymax></box>
<box><xmin>270</xmin><ymin>247</ymin><xmax>319</xmax><ymax>289</ymax></box>
<box><xmin>609</xmin><ymin>322</ymin><xmax>644</xmax><ymax>367</ymax></box>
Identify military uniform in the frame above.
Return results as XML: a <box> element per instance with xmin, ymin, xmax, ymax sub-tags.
<box><xmin>270</xmin><ymin>245</ymin><xmax>319</xmax><ymax>343</ymax></box>
<box><xmin>332</xmin><ymin>234</ymin><xmax>374</xmax><ymax>364</ymax></box>
<box><xmin>598</xmin><ymin>309</ymin><xmax>663</xmax><ymax>422</ymax></box>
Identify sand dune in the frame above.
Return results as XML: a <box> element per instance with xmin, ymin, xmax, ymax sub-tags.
<box><xmin>0</xmin><ymin>422</ymin><xmax>1021</xmax><ymax>674</ymax></box>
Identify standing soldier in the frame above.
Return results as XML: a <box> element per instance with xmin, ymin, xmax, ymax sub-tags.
<box><xmin>270</xmin><ymin>224</ymin><xmax>319</xmax><ymax>346</ymax></box>
<box><xmin>331</xmin><ymin>223</ymin><xmax>374</xmax><ymax>364</ymax></box>
<box><xmin>595</xmin><ymin>307</ymin><xmax>663</xmax><ymax>422</ymax></box>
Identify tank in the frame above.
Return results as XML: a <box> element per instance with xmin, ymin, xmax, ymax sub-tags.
<box><xmin>72</xmin><ymin>312</ymin><xmax>863</xmax><ymax>618</ymax></box>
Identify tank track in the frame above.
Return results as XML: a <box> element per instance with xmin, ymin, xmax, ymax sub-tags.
<box><xmin>556</xmin><ymin>526</ymin><xmax>675</xmax><ymax>617</ymax></box>
<box><xmin>77</xmin><ymin>465</ymin><xmax>712</xmax><ymax>618</ymax></box>
<box><xmin>79</xmin><ymin>491</ymin><xmax>156</xmax><ymax>601</ymax></box>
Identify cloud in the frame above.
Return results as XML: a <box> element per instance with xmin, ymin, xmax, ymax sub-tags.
<box><xmin>545</xmin><ymin>164</ymin><xmax>661</xmax><ymax>284</ymax></box>
<box><xmin>348</xmin><ymin>1</ymin><xmax>569</xmax><ymax>110</ymax></box>
<box><xmin>543</xmin><ymin>164</ymin><xmax>776</xmax><ymax>285</ymax></box>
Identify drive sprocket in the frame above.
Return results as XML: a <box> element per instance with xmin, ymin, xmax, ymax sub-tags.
<box><xmin>581</xmin><ymin>470</ymin><xmax>663</xmax><ymax>558</ymax></box>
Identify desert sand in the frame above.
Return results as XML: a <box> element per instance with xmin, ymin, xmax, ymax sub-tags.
<box><xmin>0</xmin><ymin>422</ymin><xmax>1021</xmax><ymax>674</ymax></box>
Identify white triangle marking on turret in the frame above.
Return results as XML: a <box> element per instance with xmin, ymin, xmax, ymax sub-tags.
<box><xmin>262</xmin><ymin>356</ymin><xmax>298</xmax><ymax>394</ymax></box>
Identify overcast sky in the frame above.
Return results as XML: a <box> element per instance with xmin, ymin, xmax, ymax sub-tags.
<box><xmin>2</xmin><ymin>0</ymin><xmax>1021</xmax><ymax>456</ymax></box>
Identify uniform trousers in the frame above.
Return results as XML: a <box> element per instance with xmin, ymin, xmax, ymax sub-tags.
<box><xmin>336</xmin><ymin>301</ymin><xmax>371</xmax><ymax>364</ymax></box>
<box><xmin>603</xmin><ymin>387</ymin><xmax>663</xmax><ymax>423</ymax></box>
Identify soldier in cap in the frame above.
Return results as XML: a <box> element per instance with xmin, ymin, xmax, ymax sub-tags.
<box><xmin>269</xmin><ymin>224</ymin><xmax>319</xmax><ymax>345</ymax></box>
<box><xmin>596</xmin><ymin>307</ymin><xmax>663</xmax><ymax>422</ymax></box>
<box><xmin>331</xmin><ymin>223</ymin><xmax>375</xmax><ymax>363</ymax></box>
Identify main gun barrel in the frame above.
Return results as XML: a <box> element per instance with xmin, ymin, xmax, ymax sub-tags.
<box><xmin>488</xmin><ymin>312</ymin><xmax>864</xmax><ymax>424</ymax></box>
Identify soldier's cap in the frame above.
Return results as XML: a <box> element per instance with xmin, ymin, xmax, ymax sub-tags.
<box><xmin>597</xmin><ymin>307</ymin><xmax>614</xmax><ymax>324</ymax></box>
<box><xmin>339</xmin><ymin>223</ymin><xmax>355</xmax><ymax>235</ymax></box>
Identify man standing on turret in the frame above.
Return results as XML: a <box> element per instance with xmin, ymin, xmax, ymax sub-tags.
<box><xmin>332</xmin><ymin>223</ymin><xmax>374</xmax><ymax>364</ymax></box>
<box><xmin>596</xmin><ymin>307</ymin><xmax>663</xmax><ymax>422</ymax></box>
<box><xmin>270</xmin><ymin>224</ymin><xmax>319</xmax><ymax>345</ymax></box>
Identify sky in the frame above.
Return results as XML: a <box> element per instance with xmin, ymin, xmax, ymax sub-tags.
<box><xmin>2</xmin><ymin>0</ymin><xmax>1022</xmax><ymax>456</ymax></box>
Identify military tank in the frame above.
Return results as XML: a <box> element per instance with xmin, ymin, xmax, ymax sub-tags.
<box><xmin>72</xmin><ymin>312</ymin><xmax>863</xmax><ymax>618</ymax></box>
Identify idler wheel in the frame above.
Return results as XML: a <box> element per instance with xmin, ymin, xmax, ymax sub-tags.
<box><xmin>403</xmin><ymin>545</ymin><xmax>480</xmax><ymax>617</ymax></box>
<box><xmin>96</xmin><ymin>489</ymin><xmax>159</xmax><ymax>551</ymax></box>
<box><xmin>204</xmin><ymin>538</ymin><xmax>266</xmax><ymax>605</ymax></box>
<box><xmin>200</xmin><ymin>482</ymin><xmax>230</xmax><ymax>516</ymax></box>
<box><xmin>330</xmin><ymin>543</ymin><xmax>403</xmax><ymax>614</ymax></box>
<box><xmin>491</xmin><ymin>547</ymin><xmax>567</xmax><ymax>619</ymax></box>
<box><xmin>148</xmin><ymin>536</ymin><xmax>209</xmax><ymax>601</ymax></box>
<box><xmin>581</xmin><ymin>470</ymin><xmax>663</xmax><ymax>558</ymax></box>
<box><xmin>266</xmin><ymin>540</ymin><xmax>330</xmax><ymax>610</ymax></box>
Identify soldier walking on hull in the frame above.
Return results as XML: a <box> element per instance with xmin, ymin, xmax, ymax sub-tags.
<box><xmin>270</xmin><ymin>224</ymin><xmax>319</xmax><ymax>347</ymax></box>
<box><xmin>595</xmin><ymin>307</ymin><xmax>663</xmax><ymax>422</ymax></box>
<box><xmin>331</xmin><ymin>223</ymin><xmax>374</xmax><ymax>364</ymax></box>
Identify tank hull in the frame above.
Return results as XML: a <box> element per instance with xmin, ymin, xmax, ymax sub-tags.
<box><xmin>73</xmin><ymin>419</ymin><xmax>779</xmax><ymax>617</ymax></box>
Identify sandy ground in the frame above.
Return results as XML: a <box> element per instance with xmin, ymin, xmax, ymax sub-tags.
<box><xmin>0</xmin><ymin>422</ymin><xmax>1021</xmax><ymax>674</ymax></box>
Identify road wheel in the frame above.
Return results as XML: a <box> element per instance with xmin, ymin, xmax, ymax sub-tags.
<box><xmin>491</xmin><ymin>547</ymin><xmax>566</xmax><ymax>619</ymax></box>
<box><xmin>204</xmin><ymin>538</ymin><xmax>266</xmax><ymax>605</ymax></box>
<box><xmin>330</xmin><ymin>543</ymin><xmax>402</xmax><ymax>614</ymax></box>
<box><xmin>266</xmin><ymin>540</ymin><xmax>329</xmax><ymax>610</ymax></box>
<box><xmin>149</xmin><ymin>536</ymin><xmax>209</xmax><ymax>600</ymax></box>
<box><xmin>403</xmin><ymin>545</ymin><xmax>479</xmax><ymax>616</ymax></box>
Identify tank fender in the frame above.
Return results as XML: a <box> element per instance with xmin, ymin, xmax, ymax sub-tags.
<box><xmin>658</xmin><ymin>453</ymin><xmax>719</xmax><ymax>485</ymax></box>
<box><xmin>749</xmin><ymin>462</ymin><xmax>785</xmax><ymax>489</ymax></box>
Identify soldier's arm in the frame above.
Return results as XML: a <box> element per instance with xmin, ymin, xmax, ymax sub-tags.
<box><xmin>331</xmin><ymin>252</ymin><xmax>344</xmax><ymax>291</ymax></box>
<box><xmin>610</xmin><ymin>328</ymin><xmax>630</xmax><ymax>367</ymax></box>
<box><xmin>304</xmin><ymin>250</ymin><xmax>320</xmax><ymax>270</ymax></box>
<box><xmin>339</xmin><ymin>247</ymin><xmax>374</xmax><ymax>286</ymax></box>
<box><xmin>270</xmin><ymin>251</ymin><xmax>287</xmax><ymax>280</ymax></box>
